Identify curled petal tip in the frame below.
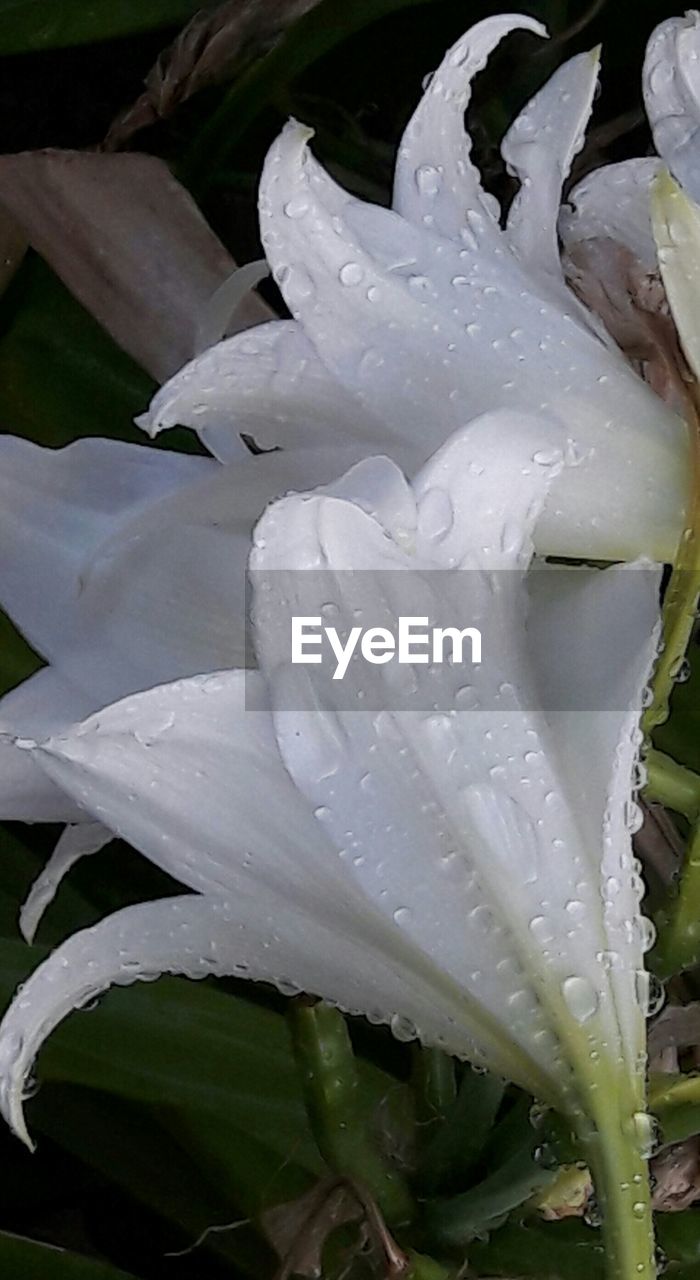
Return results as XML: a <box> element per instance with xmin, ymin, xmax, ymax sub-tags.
<box><xmin>134</xmin><ymin>409</ymin><xmax>158</xmax><ymax>438</ymax></box>
<box><xmin>18</xmin><ymin>908</ymin><xmax>36</xmax><ymax>946</ymax></box>
<box><xmin>280</xmin><ymin>119</ymin><xmax>315</xmax><ymax>153</ymax></box>
<box><xmin>0</xmin><ymin>1043</ymin><xmax>35</xmax><ymax>1152</ymax></box>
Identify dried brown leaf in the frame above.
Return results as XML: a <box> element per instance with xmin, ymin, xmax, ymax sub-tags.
<box><xmin>262</xmin><ymin>1178</ymin><xmax>362</xmax><ymax>1278</ymax></box>
<box><xmin>652</xmin><ymin>1138</ymin><xmax>700</xmax><ymax>1212</ymax></box>
<box><xmin>565</xmin><ymin>236</ymin><xmax>693</xmax><ymax>416</ymax></box>
<box><xmin>649</xmin><ymin>1003</ymin><xmax>700</xmax><ymax>1059</ymax></box>
<box><xmin>0</xmin><ymin>149</ymin><xmax>272</xmax><ymax>380</ymax></box>
<box><xmin>105</xmin><ymin>0</ymin><xmax>322</xmax><ymax>151</ymax></box>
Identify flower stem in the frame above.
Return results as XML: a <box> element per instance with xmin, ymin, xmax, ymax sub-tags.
<box><xmin>288</xmin><ymin>1001</ymin><xmax>414</xmax><ymax>1226</ymax></box>
<box><xmin>643</xmin><ymin>400</ymin><xmax>700</xmax><ymax>736</ymax></box>
<box><xmin>580</xmin><ymin>1133</ymin><xmax>655</xmax><ymax>1280</ymax></box>
<box><xmin>654</xmin><ymin>819</ymin><xmax>700</xmax><ymax>976</ymax></box>
<box><xmin>645</xmin><ymin>749</ymin><xmax>700</xmax><ymax>822</ymax></box>
<box><xmin>575</xmin><ymin>1080</ymin><xmax>656</xmax><ymax>1280</ymax></box>
<box><xmin>405</xmin><ymin>1251</ymin><xmax>454</xmax><ymax>1279</ymax></box>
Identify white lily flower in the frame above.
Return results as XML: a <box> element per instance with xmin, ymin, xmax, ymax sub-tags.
<box><xmin>0</xmin><ymin>412</ymin><xmax>660</xmax><ymax>1275</ymax></box>
<box><xmin>561</xmin><ymin>11</ymin><xmax>700</xmax><ymax>315</ymax></box>
<box><xmin>138</xmin><ymin>14</ymin><xmax>688</xmax><ymax>565</ymax></box>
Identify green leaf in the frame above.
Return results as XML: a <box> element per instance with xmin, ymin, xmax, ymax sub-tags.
<box><xmin>649</xmin><ymin>1071</ymin><xmax>700</xmax><ymax>1146</ymax></box>
<box><xmin>32</xmin><ymin>1086</ymin><xmax>281</xmax><ymax>1276</ymax></box>
<box><xmin>0</xmin><ymin>0</ymin><xmax>204</xmax><ymax>54</ymax></box>
<box><xmin>655</xmin><ymin>646</ymin><xmax>700</xmax><ymax>777</ymax></box>
<box><xmin>468</xmin><ymin>1220</ymin><xmax>605</xmax><ymax>1280</ymax></box>
<box><xmin>424</xmin><ymin>1100</ymin><xmax>557</xmax><ymax>1250</ymax></box>
<box><xmin>0</xmin><ymin>254</ymin><xmax>152</xmax><ymax>447</ymax></box>
<box><xmin>416</xmin><ymin>1064</ymin><xmax>505</xmax><ymax>1195</ymax></box>
<box><xmin>0</xmin><ymin>609</ymin><xmax>40</xmax><ymax>697</ymax></box>
<box><xmin>183</xmin><ymin>0</ymin><xmax>447</xmax><ymax>190</ymax></box>
<box><xmin>0</xmin><ymin>1231</ymin><xmax>139</xmax><ymax>1280</ymax></box>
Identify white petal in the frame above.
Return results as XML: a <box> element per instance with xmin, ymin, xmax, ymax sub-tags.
<box><xmin>503</xmin><ymin>49</ymin><xmax>600</xmax><ymax>281</ymax></box>
<box><xmin>392</xmin><ymin>14</ymin><xmax>547</xmax><ymax>240</ymax></box>
<box><xmin>526</xmin><ymin>560</ymin><xmax>661</xmax><ymax>1073</ymax></box>
<box><xmin>0</xmin><ymin>891</ymin><xmax>535</xmax><ymax>1148</ymax></box>
<box><xmin>252</xmin><ymin>420</ymin><xmax>633</xmax><ymax>1102</ymax></box>
<box><xmin>138</xmin><ymin>320</ymin><xmax>386</xmax><ymax>463</ymax></box>
<box><xmin>0</xmin><ymin>436</ymin><xmax>214</xmax><ymax>683</ymax></box>
<box><xmin>560</xmin><ymin>158</ymin><xmax>663</xmax><ymax>268</ymax></box>
<box><xmin>0</xmin><ymin>438</ymin><xmax>368</xmax><ymax>706</ymax></box>
<box><xmin>0</xmin><ymin>668</ymin><xmax>95</xmax><ymax>822</ymax></box>
<box><xmin>194</xmin><ymin>259</ymin><xmax>270</xmax><ymax>354</ymax></box>
<box><xmin>260</xmin><ymin>123</ymin><xmax>688</xmax><ymax>562</ymax></box>
<box><xmin>644</xmin><ymin>12</ymin><xmax>700</xmax><ymax>201</ymax></box>
<box><xmin>651</xmin><ymin>171</ymin><xmax>700</xmax><ymax>381</ymax></box>
<box><xmin>32</xmin><ymin>669</ymin><xmax>350</xmax><ymax>903</ymax></box>
<box><xmin>19</xmin><ymin>823</ymin><xmax>112</xmax><ymax>944</ymax></box>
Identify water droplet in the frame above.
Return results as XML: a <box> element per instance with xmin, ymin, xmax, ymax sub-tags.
<box><xmin>414</xmin><ymin>164</ymin><xmax>442</xmax><ymax>197</ymax></box>
<box><xmin>533</xmin><ymin>447</ymin><xmax>562</xmax><ymax>466</ymax></box>
<box><xmin>530</xmin><ymin>915</ymin><xmax>555</xmax><ymax>945</ymax></box>
<box><xmin>418</xmin><ymin>487</ymin><xmax>454</xmax><ymax>542</ymax></box>
<box><xmin>281</xmin><ymin>265</ymin><xmax>315</xmax><ymax>304</ymax></box>
<box><xmin>561</xmin><ymin>975</ymin><xmax>599</xmax><ymax>1024</ymax></box>
<box><xmin>391</xmin><ymin>1012</ymin><xmax>417</xmax><ymax>1042</ymax></box>
<box><xmin>640</xmin><ymin>916</ymin><xmax>656</xmax><ymax>954</ymax></box>
<box><xmin>283</xmin><ymin>197</ymin><xmax>309</xmax><ymax>219</ymax></box>
<box><xmin>448</xmin><ymin>42</ymin><xmax>469</xmax><ymax>68</ymax></box>
<box><xmin>339</xmin><ymin>262</ymin><xmax>363</xmax><ymax>287</ymax></box>
<box><xmin>565</xmin><ymin>899</ymin><xmax>586</xmax><ymax>923</ymax></box>
<box><xmin>393</xmin><ymin>906</ymin><xmax>412</xmax><ymax>926</ymax></box>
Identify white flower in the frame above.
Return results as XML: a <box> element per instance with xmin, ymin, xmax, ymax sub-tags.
<box><xmin>137</xmin><ymin>14</ymin><xmax>688</xmax><ymax>565</ymax></box>
<box><xmin>0</xmin><ymin>413</ymin><xmax>659</xmax><ymax>1191</ymax></box>
<box><xmin>560</xmin><ymin>9</ymin><xmax>700</xmax><ymax>347</ymax></box>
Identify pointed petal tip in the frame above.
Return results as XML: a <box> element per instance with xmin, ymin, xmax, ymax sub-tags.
<box><xmin>134</xmin><ymin>409</ymin><xmax>158</xmax><ymax>438</ymax></box>
<box><xmin>0</xmin><ymin>1034</ymin><xmax>36</xmax><ymax>1152</ymax></box>
<box><xmin>652</xmin><ymin>166</ymin><xmax>684</xmax><ymax>202</ymax></box>
<box><xmin>18</xmin><ymin>908</ymin><xmax>36</xmax><ymax>946</ymax></box>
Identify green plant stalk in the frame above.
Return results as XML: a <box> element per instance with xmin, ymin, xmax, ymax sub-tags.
<box><xmin>644</xmin><ymin>397</ymin><xmax>700</xmax><ymax>736</ymax></box>
<box><xmin>645</xmin><ymin>749</ymin><xmax>700</xmax><ymax>821</ymax></box>
<box><xmin>428</xmin><ymin>1052</ymin><xmax>654</xmax><ymax>1280</ymax></box>
<box><xmin>412</xmin><ymin>1047</ymin><xmax>457</xmax><ymax>1122</ymax></box>
<box><xmin>288</xmin><ymin>1002</ymin><xmax>413</xmax><ymax>1225</ymax></box>
<box><xmin>405</xmin><ymin>1251</ymin><xmax>454</xmax><ymax>1279</ymax></box>
<box><xmin>655</xmin><ymin>820</ymin><xmax>700</xmax><ymax>976</ymax></box>
<box><xmin>576</xmin><ymin>1111</ymin><xmax>654</xmax><ymax>1280</ymax></box>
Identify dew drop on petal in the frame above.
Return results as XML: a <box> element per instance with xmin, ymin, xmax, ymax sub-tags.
<box><xmin>391</xmin><ymin>1013</ymin><xmax>418</xmax><ymax>1042</ymax></box>
<box><xmin>283</xmin><ymin>197</ymin><xmax>310</xmax><ymax>219</ymax></box>
<box><xmin>414</xmin><ymin>164</ymin><xmax>442</xmax><ymax>197</ymax></box>
<box><xmin>339</xmin><ymin>262</ymin><xmax>364</xmax><ymax>287</ymax></box>
<box><xmin>561</xmin><ymin>975</ymin><xmax>599</xmax><ymax>1024</ymax></box>
<box><xmin>418</xmin><ymin>487</ymin><xmax>454</xmax><ymax>542</ymax></box>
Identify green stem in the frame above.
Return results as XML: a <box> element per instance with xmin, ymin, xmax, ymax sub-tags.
<box><xmin>405</xmin><ymin>1251</ymin><xmax>454</xmax><ymax>1279</ymax></box>
<box><xmin>412</xmin><ymin>1047</ymin><xmax>457</xmax><ymax>1122</ymax></box>
<box><xmin>578</xmin><ymin>1119</ymin><xmax>655</xmax><ymax>1280</ymax></box>
<box><xmin>288</xmin><ymin>1002</ymin><xmax>413</xmax><ymax>1226</ymax></box>
<box><xmin>655</xmin><ymin>819</ymin><xmax>700</xmax><ymax>976</ymax></box>
<box><xmin>645</xmin><ymin>749</ymin><xmax>700</xmax><ymax>821</ymax></box>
